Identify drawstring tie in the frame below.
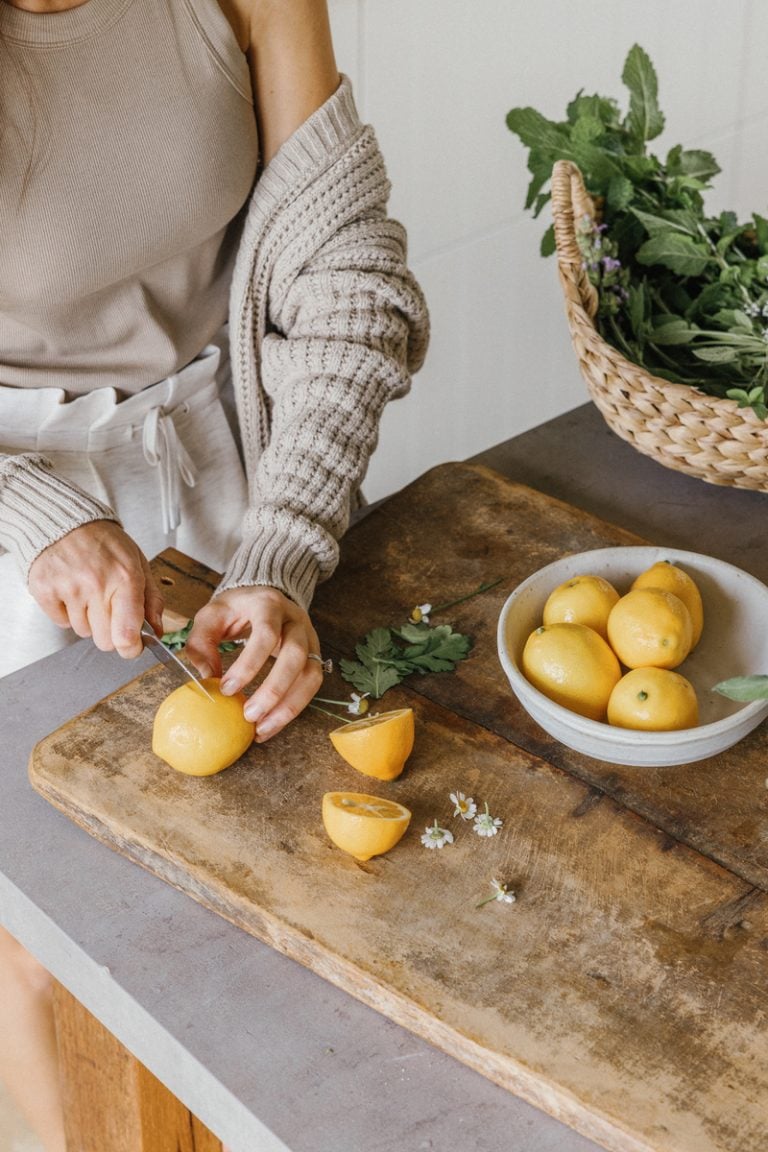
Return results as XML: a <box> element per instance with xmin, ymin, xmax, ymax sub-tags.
<box><xmin>142</xmin><ymin>405</ymin><xmax>198</xmax><ymax>533</ymax></box>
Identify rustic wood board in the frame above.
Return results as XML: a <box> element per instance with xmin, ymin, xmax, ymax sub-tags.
<box><xmin>29</xmin><ymin>466</ymin><xmax>768</xmax><ymax>1152</ymax></box>
<box><xmin>312</xmin><ymin>463</ymin><xmax>768</xmax><ymax>893</ymax></box>
<box><xmin>29</xmin><ymin>663</ymin><xmax>768</xmax><ymax>1152</ymax></box>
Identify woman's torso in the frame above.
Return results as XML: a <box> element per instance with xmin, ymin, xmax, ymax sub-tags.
<box><xmin>0</xmin><ymin>0</ymin><xmax>259</xmax><ymax>395</ymax></box>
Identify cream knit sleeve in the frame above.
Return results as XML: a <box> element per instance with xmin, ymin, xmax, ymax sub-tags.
<box><xmin>0</xmin><ymin>452</ymin><xmax>119</xmax><ymax>578</ymax></box>
<box><xmin>219</xmin><ymin>84</ymin><xmax>429</xmax><ymax>610</ymax></box>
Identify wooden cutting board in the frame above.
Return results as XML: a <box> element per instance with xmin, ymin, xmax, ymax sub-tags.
<box><xmin>29</xmin><ymin>464</ymin><xmax>768</xmax><ymax>1152</ymax></box>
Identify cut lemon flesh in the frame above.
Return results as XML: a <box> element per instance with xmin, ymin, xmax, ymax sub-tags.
<box><xmin>329</xmin><ymin>707</ymin><xmax>415</xmax><ymax>780</ymax></box>
<box><xmin>322</xmin><ymin>791</ymin><xmax>412</xmax><ymax>860</ymax></box>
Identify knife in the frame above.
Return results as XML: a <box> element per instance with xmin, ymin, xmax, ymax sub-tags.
<box><xmin>139</xmin><ymin>620</ymin><xmax>215</xmax><ymax>701</ymax></box>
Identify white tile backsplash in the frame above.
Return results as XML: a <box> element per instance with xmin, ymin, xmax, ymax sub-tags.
<box><xmin>328</xmin><ymin>0</ymin><xmax>768</xmax><ymax>502</ymax></box>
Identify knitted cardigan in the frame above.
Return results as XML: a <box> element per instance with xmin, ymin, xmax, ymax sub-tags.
<box><xmin>0</xmin><ymin>77</ymin><xmax>430</xmax><ymax>611</ymax></box>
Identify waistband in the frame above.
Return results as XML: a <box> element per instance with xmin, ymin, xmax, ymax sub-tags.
<box><xmin>0</xmin><ymin>339</ymin><xmax>226</xmax><ymax>454</ymax></box>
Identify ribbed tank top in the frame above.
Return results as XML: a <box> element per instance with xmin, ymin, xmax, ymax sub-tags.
<box><xmin>0</xmin><ymin>0</ymin><xmax>259</xmax><ymax>395</ymax></box>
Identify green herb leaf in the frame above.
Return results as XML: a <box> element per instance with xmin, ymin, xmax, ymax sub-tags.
<box><xmin>161</xmin><ymin>620</ymin><xmax>193</xmax><ymax>650</ymax></box>
<box><xmin>540</xmin><ymin>224</ymin><xmax>556</xmax><ymax>257</ymax></box>
<box><xmin>622</xmin><ymin>44</ymin><xmax>665</xmax><ymax>145</ymax></box>
<box><xmin>340</xmin><ymin>619</ymin><xmax>473</xmax><ymax>699</ymax></box>
<box><xmin>713</xmin><ymin>675</ymin><xmax>768</xmax><ymax>702</ymax></box>
<box><xmin>338</xmin><ymin>657</ymin><xmax>401</xmax><ymax>699</ymax></box>
<box><xmin>636</xmin><ymin>233</ymin><xmax>713</xmax><ymax>277</ymax></box>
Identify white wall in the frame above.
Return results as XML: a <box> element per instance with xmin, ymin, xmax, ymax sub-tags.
<box><xmin>327</xmin><ymin>0</ymin><xmax>768</xmax><ymax>501</ymax></box>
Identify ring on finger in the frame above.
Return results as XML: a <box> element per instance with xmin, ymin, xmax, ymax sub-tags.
<box><xmin>307</xmin><ymin>652</ymin><xmax>333</xmax><ymax>674</ymax></box>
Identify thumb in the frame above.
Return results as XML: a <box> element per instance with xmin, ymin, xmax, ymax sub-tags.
<box><xmin>183</xmin><ymin>602</ymin><xmax>227</xmax><ymax>680</ymax></box>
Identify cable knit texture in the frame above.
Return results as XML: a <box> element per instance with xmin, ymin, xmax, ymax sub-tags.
<box><xmin>217</xmin><ymin>75</ymin><xmax>429</xmax><ymax>609</ymax></box>
<box><xmin>0</xmin><ymin>77</ymin><xmax>429</xmax><ymax>600</ymax></box>
<box><xmin>0</xmin><ymin>454</ymin><xmax>120</xmax><ymax>577</ymax></box>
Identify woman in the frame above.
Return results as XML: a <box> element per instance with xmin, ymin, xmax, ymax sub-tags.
<box><xmin>0</xmin><ymin>0</ymin><xmax>429</xmax><ymax>1146</ymax></box>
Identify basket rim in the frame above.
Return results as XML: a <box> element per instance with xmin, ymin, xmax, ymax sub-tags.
<box><xmin>550</xmin><ymin>159</ymin><xmax>768</xmax><ymax>427</ymax></box>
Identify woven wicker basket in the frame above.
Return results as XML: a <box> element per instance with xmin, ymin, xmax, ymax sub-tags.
<box><xmin>551</xmin><ymin>158</ymin><xmax>768</xmax><ymax>492</ymax></box>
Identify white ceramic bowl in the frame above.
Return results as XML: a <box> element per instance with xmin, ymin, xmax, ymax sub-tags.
<box><xmin>497</xmin><ymin>546</ymin><xmax>768</xmax><ymax>767</ymax></box>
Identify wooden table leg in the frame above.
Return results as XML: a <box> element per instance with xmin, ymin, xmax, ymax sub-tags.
<box><xmin>52</xmin><ymin>981</ymin><xmax>222</xmax><ymax>1152</ymax></box>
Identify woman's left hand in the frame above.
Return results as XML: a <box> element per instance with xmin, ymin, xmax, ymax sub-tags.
<box><xmin>183</xmin><ymin>586</ymin><xmax>324</xmax><ymax>741</ymax></box>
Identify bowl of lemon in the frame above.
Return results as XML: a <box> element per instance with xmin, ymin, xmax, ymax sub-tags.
<box><xmin>497</xmin><ymin>546</ymin><xmax>768</xmax><ymax>767</ymax></box>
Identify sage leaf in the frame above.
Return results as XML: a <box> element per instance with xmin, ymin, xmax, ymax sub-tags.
<box><xmin>713</xmin><ymin>675</ymin><xmax>768</xmax><ymax>702</ymax></box>
<box><xmin>692</xmin><ymin>346</ymin><xmax>739</xmax><ymax>363</ymax></box>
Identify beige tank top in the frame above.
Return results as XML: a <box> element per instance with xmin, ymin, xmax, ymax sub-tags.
<box><xmin>0</xmin><ymin>0</ymin><xmax>259</xmax><ymax>395</ymax></box>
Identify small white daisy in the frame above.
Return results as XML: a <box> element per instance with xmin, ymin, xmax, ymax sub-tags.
<box><xmin>348</xmin><ymin>692</ymin><xmax>369</xmax><ymax>715</ymax></box>
<box><xmin>473</xmin><ymin>802</ymin><xmax>503</xmax><ymax>838</ymax></box>
<box><xmin>450</xmin><ymin>791</ymin><xmax>477</xmax><ymax>821</ymax></box>
<box><xmin>477</xmin><ymin>879</ymin><xmax>517</xmax><ymax>908</ymax></box>
<box><xmin>421</xmin><ymin>819</ymin><xmax>454</xmax><ymax>850</ymax></box>
<box><xmin>410</xmin><ymin>603</ymin><xmax>432</xmax><ymax>624</ymax></box>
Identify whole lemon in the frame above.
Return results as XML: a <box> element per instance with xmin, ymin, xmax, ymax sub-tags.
<box><xmin>542</xmin><ymin>573</ymin><xmax>620</xmax><ymax>639</ymax></box>
<box><xmin>521</xmin><ymin>622</ymin><xmax>622</xmax><ymax>721</ymax></box>
<box><xmin>631</xmin><ymin>560</ymin><xmax>704</xmax><ymax>648</ymax></box>
<box><xmin>607</xmin><ymin>667</ymin><xmax>699</xmax><ymax>731</ymax></box>
<box><xmin>152</xmin><ymin>677</ymin><xmax>255</xmax><ymax>776</ymax></box>
<box><xmin>607</xmin><ymin>588</ymin><xmax>693</xmax><ymax>670</ymax></box>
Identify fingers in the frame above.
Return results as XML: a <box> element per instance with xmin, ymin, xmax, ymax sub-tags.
<box><xmin>27</xmin><ymin>521</ymin><xmax>163</xmax><ymax>659</ymax></box>
<box><xmin>182</xmin><ymin>602</ymin><xmax>228</xmax><ymax>680</ymax></box>
<box><xmin>196</xmin><ymin>587</ymin><xmax>325</xmax><ymax>741</ymax></box>
<box><xmin>250</xmin><ymin>658</ymin><xmax>324</xmax><ymax>743</ymax></box>
<box><xmin>242</xmin><ymin>620</ymin><xmax>321</xmax><ymax>727</ymax></box>
<box><xmin>140</xmin><ymin>555</ymin><xmax>166</xmax><ymax>640</ymax></box>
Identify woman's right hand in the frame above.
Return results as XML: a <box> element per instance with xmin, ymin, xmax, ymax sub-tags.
<box><xmin>28</xmin><ymin>520</ymin><xmax>165</xmax><ymax>658</ymax></box>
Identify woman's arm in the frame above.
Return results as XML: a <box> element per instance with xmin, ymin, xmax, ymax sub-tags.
<box><xmin>183</xmin><ymin>0</ymin><xmax>344</xmax><ymax>736</ymax></box>
<box><xmin>218</xmin><ymin>0</ymin><xmax>340</xmax><ymax>163</ymax></box>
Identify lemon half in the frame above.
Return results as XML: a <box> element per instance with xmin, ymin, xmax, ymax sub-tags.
<box><xmin>322</xmin><ymin>792</ymin><xmax>412</xmax><ymax>860</ymax></box>
<box><xmin>329</xmin><ymin>707</ymin><xmax>415</xmax><ymax>780</ymax></box>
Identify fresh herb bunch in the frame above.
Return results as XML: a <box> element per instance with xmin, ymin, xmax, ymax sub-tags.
<box><xmin>339</xmin><ymin>622</ymin><xmax>472</xmax><ymax>699</ymax></box>
<box><xmin>506</xmin><ymin>44</ymin><xmax>768</xmax><ymax>418</ymax></box>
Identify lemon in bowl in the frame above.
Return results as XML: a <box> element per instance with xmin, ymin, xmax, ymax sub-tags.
<box><xmin>497</xmin><ymin>546</ymin><xmax>768</xmax><ymax>767</ymax></box>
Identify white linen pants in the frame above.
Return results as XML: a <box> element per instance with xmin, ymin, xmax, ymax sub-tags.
<box><xmin>0</xmin><ymin>333</ymin><xmax>248</xmax><ymax>677</ymax></box>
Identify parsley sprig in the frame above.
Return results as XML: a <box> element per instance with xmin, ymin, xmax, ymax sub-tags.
<box><xmin>338</xmin><ymin>579</ymin><xmax>500</xmax><ymax>699</ymax></box>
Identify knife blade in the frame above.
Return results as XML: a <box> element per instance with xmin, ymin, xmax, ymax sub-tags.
<box><xmin>140</xmin><ymin>620</ymin><xmax>215</xmax><ymax>701</ymax></box>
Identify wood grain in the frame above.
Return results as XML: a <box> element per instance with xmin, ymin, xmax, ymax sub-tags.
<box><xmin>29</xmin><ymin>465</ymin><xmax>768</xmax><ymax>1152</ymax></box>
<box><xmin>53</xmin><ymin>982</ymin><xmax>221</xmax><ymax>1152</ymax></box>
<box><xmin>312</xmin><ymin>464</ymin><xmax>768</xmax><ymax>893</ymax></box>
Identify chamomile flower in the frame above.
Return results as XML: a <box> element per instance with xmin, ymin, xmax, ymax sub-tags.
<box><xmin>450</xmin><ymin>791</ymin><xmax>477</xmax><ymax>821</ymax></box>
<box><xmin>410</xmin><ymin>603</ymin><xmax>432</xmax><ymax>624</ymax></box>
<box><xmin>421</xmin><ymin>820</ymin><xmax>454</xmax><ymax>850</ymax></box>
<box><xmin>348</xmin><ymin>693</ymin><xmax>369</xmax><ymax>715</ymax></box>
<box><xmin>473</xmin><ymin>802</ymin><xmax>503</xmax><ymax>838</ymax></box>
<box><xmin>476</xmin><ymin>879</ymin><xmax>517</xmax><ymax>908</ymax></box>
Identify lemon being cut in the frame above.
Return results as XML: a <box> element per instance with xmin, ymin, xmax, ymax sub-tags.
<box><xmin>152</xmin><ymin>677</ymin><xmax>255</xmax><ymax>776</ymax></box>
<box><xmin>631</xmin><ymin>560</ymin><xmax>704</xmax><ymax>648</ymax></box>
<box><xmin>521</xmin><ymin>622</ymin><xmax>621</xmax><ymax>721</ymax></box>
<box><xmin>322</xmin><ymin>792</ymin><xmax>412</xmax><ymax>860</ymax></box>
<box><xmin>608</xmin><ymin>667</ymin><xmax>699</xmax><ymax>731</ymax></box>
<box><xmin>329</xmin><ymin>707</ymin><xmax>414</xmax><ymax>780</ymax></box>
<box><xmin>542</xmin><ymin>573</ymin><xmax>620</xmax><ymax>639</ymax></box>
